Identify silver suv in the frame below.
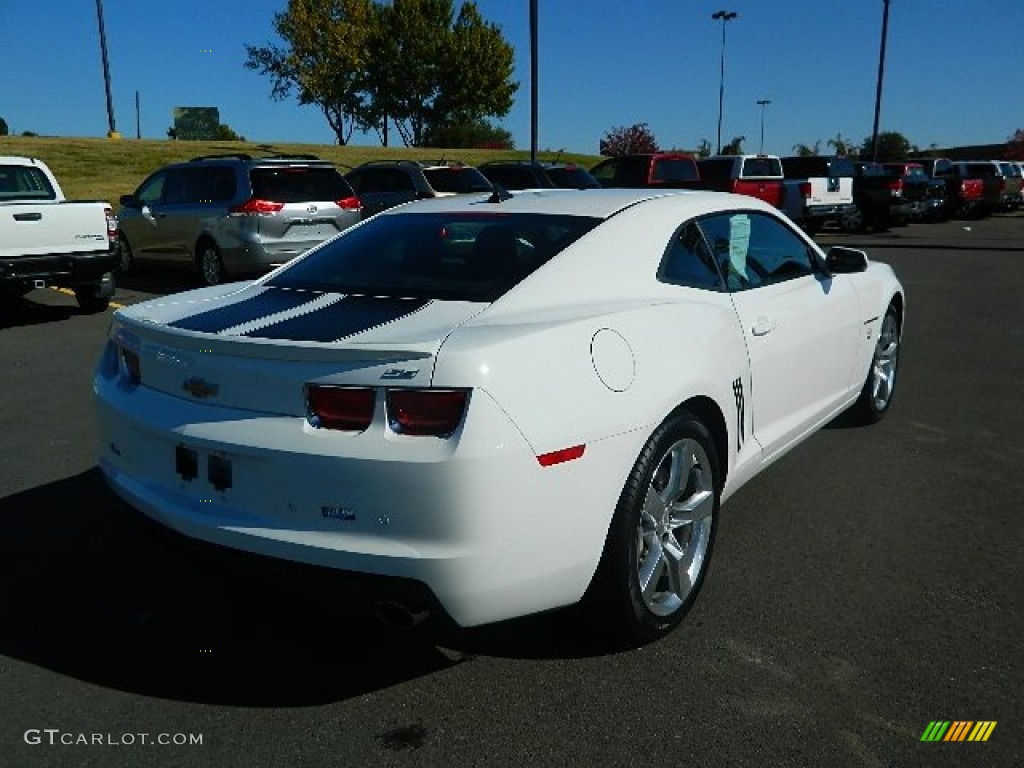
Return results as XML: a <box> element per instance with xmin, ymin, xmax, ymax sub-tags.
<box><xmin>117</xmin><ymin>154</ymin><xmax>363</xmax><ymax>285</ymax></box>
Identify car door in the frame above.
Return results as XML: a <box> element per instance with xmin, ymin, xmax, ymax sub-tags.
<box><xmin>697</xmin><ymin>211</ymin><xmax>862</xmax><ymax>458</ymax></box>
<box><xmin>122</xmin><ymin>170</ymin><xmax>169</xmax><ymax>259</ymax></box>
<box><xmin>157</xmin><ymin>167</ymin><xmax>205</xmax><ymax>264</ymax></box>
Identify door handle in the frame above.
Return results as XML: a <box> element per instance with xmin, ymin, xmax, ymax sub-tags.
<box><xmin>751</xmin><ymin>317</ymin><xmax>776</xmax><ymax>336</ymax></box>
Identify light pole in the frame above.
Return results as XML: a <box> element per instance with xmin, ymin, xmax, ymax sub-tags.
<box><xmin>757</xmin><ymin>99</ymin><xmax>771</xmax><ymax>154</ymax></box>
<box><xmin>870</xmin><ymin>0</ymin><xmax>891</xmax><ymax>161</ymax></box>
<box><xmin>530</xmin><ymin>0</ymin><xmax>538</xmax><ymax>164</ymax></box>
<box><xmin>712</xmin><ymin>10</ymin><xmax>737</xmax><ymax>155</ymax></box>
<box><xmin>95</xmin><ymin>0</ymin><xmax>119</xmax><ymax>138</ymax></box>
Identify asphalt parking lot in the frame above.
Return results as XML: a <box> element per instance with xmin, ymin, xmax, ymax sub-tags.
<box><xmin>1</xmin><ymin>213</ymin><xmax>1021</xmax><ymax>767</ymax></box>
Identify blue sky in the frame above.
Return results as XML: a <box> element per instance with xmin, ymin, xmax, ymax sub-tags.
<box><xmin>2</xmin><ymin>1</ymin><xmax>1021</xmax><ymax>155</ymax></box>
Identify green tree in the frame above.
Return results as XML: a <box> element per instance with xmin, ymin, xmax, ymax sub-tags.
<box><xmin>695</xmin><ymin>139</ymin><xmax>712</xmax><ymax>158</ymax></box>
<box><xmin>0</xmin><ymin>116</ymin><xmax>8</xmax><ymax>136</ymax></box>
<box><xmin>861</xmin><ymin>131</ymin><xmax>912</xmax><ymax>161</ymax></box>
<box><xmin>215</xmin><ymin>124</ymin><xmax>246</xmax><ymax>142</ymax></box>
<box><xmin>826</xmin><ymin>132</ymin><xmax>855</xmax><ymax>156</ymax></box>
<box><xmin>245</xmin><ymin>0</ymin><xmax>373</xmax><ymax>145</ymax></box>
<box><xmin>721</xmin><ymin>135</ymin><xmax>746</xmax><ymax>155</ymax></box>
<box><xmin>791</xmin><ymin>141</ymin><xmax>820</xmax><ymax>156</ymax></box>
<box><xmin>422</xmin><ymin>119</ymin><xmax>512</xmax><ymax>149</ymax></box>
<box><xmin>372</xmin><ymin>0</ymin><xmax>516</xmax><ymax>147</ymax></box>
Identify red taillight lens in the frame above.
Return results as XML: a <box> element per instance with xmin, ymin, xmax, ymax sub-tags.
<box><xmin>307</xmin><ymin>386</ymin><xmax>375</xmax><ymax>431</ymax></box>
<box><xmin>387</xmin><ymin>389</ymin><xmax>468</xmax><ymax>436</ymax></box>
<box><xmin>229</xmin><ymin>198</ymin><xmax>285</xmax><ymax>215</ymax></box>
<box><xmin>798</xmin><ymin>182</ymin><xmax>811</xmax><ymax>199</ymax></box>
<box><xmin>104</xmin><ymin>206</ymin><xmax>118</xmax><ymax>242</ymax></box>
<box><xmin>337</xmin><ymin>196</ymin><xmax>363</xmax><ymax>211</ymax></box>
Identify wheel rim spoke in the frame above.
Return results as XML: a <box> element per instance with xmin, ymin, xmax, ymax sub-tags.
<box><xmin>635</xmin><ymin>436</ymin><xmax>715</xmax><ymax>616</ymax></box>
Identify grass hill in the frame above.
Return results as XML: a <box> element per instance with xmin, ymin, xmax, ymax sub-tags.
<box><xmin>0</xmin><ymin>136</ymin><xmax>601</xmax><ymax>203</ymax></box>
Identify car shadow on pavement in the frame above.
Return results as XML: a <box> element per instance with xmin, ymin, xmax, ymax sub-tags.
<box><xmin>0</xmin><ymin>296</ymin><xmax>77</xmax><ymax>329</ymax></box>
<box><xmin>0</xmin><ymin>469</ymin><xmax>463</xmax><ymax>706</ymax></box>
<box><xmin>0</xmin><ymin>469</ymin><xmax>629</xmax><ymax>705</ymax></box>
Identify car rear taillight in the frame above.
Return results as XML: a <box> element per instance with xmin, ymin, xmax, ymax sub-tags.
<box><xmin>104</xmin><ymin>206</ymin><xmax>118</xmax><ymax>244</ymax></box>
<box><xmin>307</xmin><ymin>386</ymin><xmax>375</xmax><ymax>431</ymax></box>
<box><xmin>121</xmin><ymin>348</ymin><xmax>141</xmax><ymax>385</ymax></box>
<box><xmin>336</xmin><ymin>196</ymin><xmax>363</xmax><ymax>211</ymax></box>
<box><xmin>886</xmin><ymin>179</ymin><xmax>903</xmax><ymax>197</ymax></box>
<box><xmin>387</xmin><ymin>389</ymin><xmax>468</xmax><ymax>436</ymax></box>
<box><xmin>798</xmin><ymin>182</ymin><xmax>811</xmax><ymax>199</ymax></box>
<box><xmin>229</xmin><ymin>198</ymin><xmax>285</xmax><ymax>215</ymax></box>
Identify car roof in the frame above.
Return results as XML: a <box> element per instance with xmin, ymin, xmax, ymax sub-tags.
<box><xmin>376</xmin><ymin>187</ymin><xmax>775</xmax><ymax>220</ymax></box>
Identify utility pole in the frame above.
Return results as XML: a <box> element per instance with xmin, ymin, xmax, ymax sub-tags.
<box><xmin>712</xmin><ymin>10</ymin><xmax>738</xmax><ymax>155</ymax></box>
<box><xmin>95</xmin><ymin>0</ymin><xmax>119</xmax><ymax>138</ymax></box>
<box><xmin>135</xmin><ymin>91</ymin><xmax>141</xmax><ymax>139</ymax></box>
<box><xmin>530</xmin><ymin>0</ymin><xmax>538</xmax><ymax>164</ymax></box>
<box><xmin>870</xmin><ymin>0</ymin><xmax>891</xmax><ymax>162</ymax></box>
<box><xmin>757</xmin><ymin>99</ymin><xmax>771</xmax><ymax>154</ymax></box>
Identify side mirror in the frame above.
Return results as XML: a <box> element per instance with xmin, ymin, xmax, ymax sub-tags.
<box><xmin>825</xmin><ymin>246</ymin><xmax>868</xmax><ymax>274</ymax></box>
<box><xmin>119</xmin><ymin>194</ymin><xmax>140</xmax><ymax>208</ymax></box>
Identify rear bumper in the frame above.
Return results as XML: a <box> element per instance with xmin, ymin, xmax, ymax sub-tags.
<box><xmin>803</xmin><ymin>203</ymin><xmax>857</xmax><ymax>220</ymax></box>
<box><xmin>0</xmin><ymin>248</ymin><xmax>117</xmax><ymax>292</ymax></box>
<box><xmin>94</xmin><ymin>370</ymin><xmax>631</xmax><ymax>627</ymax></box>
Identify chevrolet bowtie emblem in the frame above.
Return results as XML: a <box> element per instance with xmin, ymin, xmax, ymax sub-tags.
<box><xmin>182</xmin><ymin>377</ymin><xmax>219</xmax><ymax>399</ymax></box>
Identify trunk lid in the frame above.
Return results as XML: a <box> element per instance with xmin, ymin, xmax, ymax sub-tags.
<box><xmin>115</xmin><ymin>284</ymin><xmax>487</xmax><ymax>416</ymax></box>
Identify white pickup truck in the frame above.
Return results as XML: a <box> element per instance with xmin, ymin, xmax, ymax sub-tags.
<box><xmin>1</xmin><ymin>156</ymin><xmax>118</xmax><ymax>312</ymax></box>
<box><xmin>780</xmin><ymin>155</ymin><xmax>858</xmax><ymax>234</ymax></box>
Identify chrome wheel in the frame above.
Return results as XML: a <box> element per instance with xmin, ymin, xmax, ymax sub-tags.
<box><xmin>636</xmin><ymin>438</ymin><xmax>715</xmax><ymax>617</ymax></box>
<box><xmin>869</xmin><ymin>312</ymin><xmax>899</xmax><ymax>411</ymax></box>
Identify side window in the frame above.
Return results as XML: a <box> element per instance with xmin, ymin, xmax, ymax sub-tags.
<box><xmin>658</xmin><ymin>221</ymin><xmax>723</xmax><ymax>291</ymax></box>
<box><xmin>201</xmin><ymin>167</ymin><xmax>237</xmax><ymax>202</ymax></box>
<box><xmin>698</xmin><ymin>212</ymin><xmax>813</xmax><ymax>291</ymax></box>
<box><xmin>136</xmin><ymin>172</ymin><xmax>166</xmax><ymax>206</ymax></box>
<box><xmin>163</xmin><ymin>168</ymin><xmax>201</xmax><ymax>205</ymax></box>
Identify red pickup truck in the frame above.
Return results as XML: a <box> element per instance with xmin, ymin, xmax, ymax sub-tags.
<box><xmin>695</xmin><ymin>155</ymin><xmax>785</xmax><ymax>207</ymax></box>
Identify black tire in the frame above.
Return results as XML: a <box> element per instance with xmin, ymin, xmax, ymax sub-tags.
<box><xmin>586</xmin><ymin>409</ymin><xmax>721</xmax><ymax>644</ymax></box>
<box><xmin>74</xmin><ymin>286</ymin><xmax>110</xmax><ymax>314</ymax></box>
<box><xmin>116</xmin><ymin>233</ymin><xmax>134</xmax><ymax>275</ymax></box>
<box><xmin>847</xmin><ymin>305</ymin><xmax>901</xmax><ymax>425</ymax></box>
<box><xmin>196</xmin><ymin>240</ymin><xmax>226</xmax><ymax>286</ymax></box>
<box><xmin>838</xmin><ymin>206</ymin><xmax>865</xmax><ymax>233</ymax></box>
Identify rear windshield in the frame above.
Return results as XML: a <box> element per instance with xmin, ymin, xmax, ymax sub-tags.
<box><xmin>740</xmin><ymin>157</ymin><xmax>782</xmax><ymax>177</ymax></box>
<box><xmin>0</xmin><ymin>165</ymin><xmax>57</xmax><ymax>201</ymax></box>
<box><xmin>781</xmin><ymin>157</ymin><xmax>854</xmax><ymax>177</ymax></box>
<box><xmin>423</xmin><ymin>167</ymin><xmax>493</xmax><ymax>194</ymax></box>
<box><xmin>545</xmin><ymin>166</ymin><xmax>601</xmax><ymax>189</ymax></box>
<box><xmin>249</xmin><ymin>166</ymin><xmax>353</xmax><ymax>202</ymax></box>
<box><xmin>651</xmin><ymin>158</ymin><xmax>699</xmax><ymax>182</ymax></box>
<box><xmin>267</xmin><ymin>212</ymin><xmax>601</xmax><ymax>302</ymax></box>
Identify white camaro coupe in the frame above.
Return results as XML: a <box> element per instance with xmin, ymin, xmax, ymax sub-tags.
<box><xmin>95</xmin><ymin>188</ymin><xmax>903</xmax><ymax>642</ymax></box>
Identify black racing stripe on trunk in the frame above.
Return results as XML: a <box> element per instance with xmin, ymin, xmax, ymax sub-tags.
<box><xmin>242</xmin><ymin>296</ymin><xmax>431</xmax><ymax>342</ymax></box>
<box><xmin>168</xmin><ymin>288</ymin><xmax>317</xmax><ymax>333</ymax></box>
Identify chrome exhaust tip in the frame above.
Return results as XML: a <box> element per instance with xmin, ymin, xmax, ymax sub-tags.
<box><xmin>374</xmin><ymin>600</ymin><xmax>431</xmax><ymax>631</ymax></box>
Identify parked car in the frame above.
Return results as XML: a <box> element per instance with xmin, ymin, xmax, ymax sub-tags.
<box><xmin>950</xmin><ymin>161</ymin><xmax>1005</xmax><ymax>215</ymax></box>
<box><xmin>117</xmin><ymin>154</ymin><xmax>362</xmax><ymax>286</ymax></box>
<box><xmin>590</xmin><ymin>153</ymin><xmax>700</xmax><ymax>188</ymax></box>
<box><xmin>913</xmin><ymin>158</ymin><xmax>988</xmax><ymax>219</ymax></box>
<box><xmin>997</xmin><ymin>161</ymin><xmax>1022</xmax><ymax>210</ymax></box>
<box><xmin>779</xmin><ymin>155</ymin><xmax>857</xmax><ymax>232</ymax></box>
<box><xmin>0</xmin><ymin>156</ymin><xmax>118</xmax><ymax>312</ymax></box>
<box><xmin>696</xmin><ymin>155</ymin><xmax>785</xmax><ymax>207</ymax></box>
<box><xmin>840</xmin><ymin>162</ymin><xmax>916</xmax><ymax>232</ymax></box>
<box><xmin>478</xmin><ymin>161</ymin><xmax>556</xmax><ymax>190</ymax></box>
<box><xmin>345</xmin><ymin>160</ymin><xmax>493</xmax><ymax>217</ymax></box>
<box><xmin>542</xmin><ymin>162</ymin><xmax>602</xmax><ymax>189</ymax></box>
<box><xmin>880</xmin><ymin>162</ymin><xmax>946</xmax><ymax>221</ymax></box>
<box><xmin>95</xmin><ymin>188</ymin><xmax>904</xmax><ymax>643</ymax></box>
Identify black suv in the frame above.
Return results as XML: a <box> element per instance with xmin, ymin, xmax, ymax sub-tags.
<box><xmin>345</xmin><ymin>160</ymin><xmax>493</xmax><ymax>216</ymax></box>
<box><xmin>117</xmin><ymin>154</ymin><xmax>362</xmax><ymax>286</ymax></box>
<box><xmin>478</xmin><ymin>161</ymin><xmax>601</xmax><ymax>191</ymax></box>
